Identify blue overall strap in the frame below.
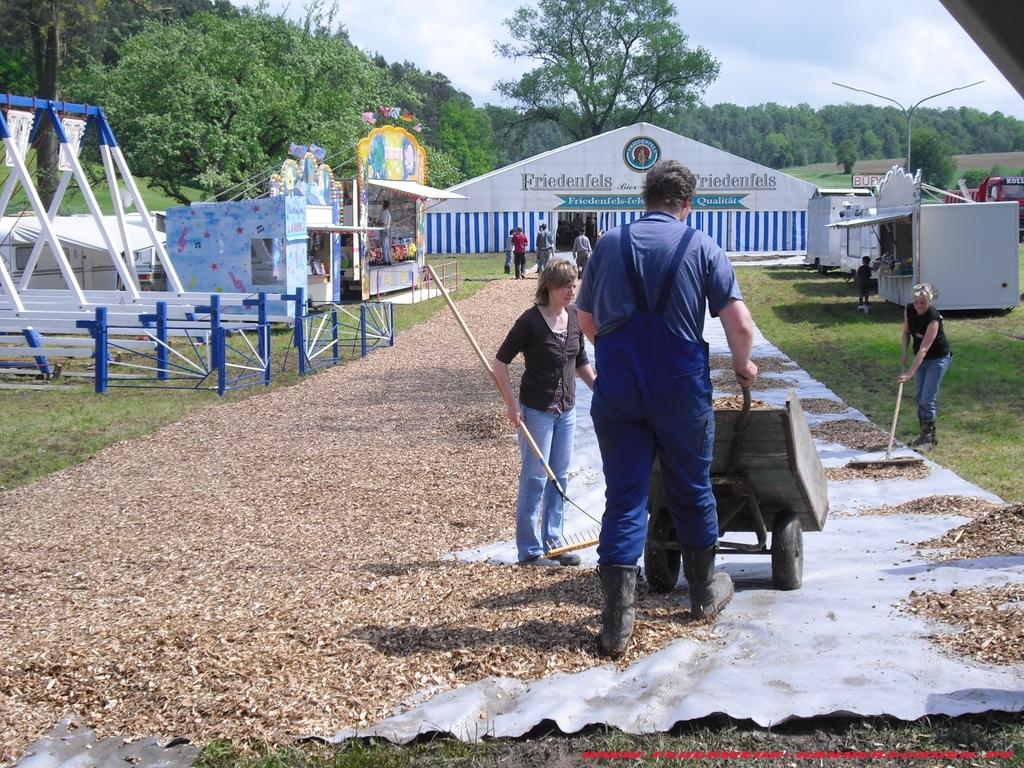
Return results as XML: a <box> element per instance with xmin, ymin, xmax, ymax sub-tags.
<box><xmin>653</xmin><ymin>227</ymin><xmax>698</xmax><ymax>315</ymax></box>
<box><xmin>620</xmin><ymin>224</ymin><xmax>650</xmax><ymax>313</ymax></box>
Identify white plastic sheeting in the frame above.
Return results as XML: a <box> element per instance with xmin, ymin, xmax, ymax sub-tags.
<box><xmin>331</xmin><ymin>309</ymin><xmax>1023</xmax><ymax>744</ymax></box>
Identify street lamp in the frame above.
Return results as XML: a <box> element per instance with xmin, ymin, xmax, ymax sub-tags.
<box><xmin>832</xmin><ymin>80</ymin><xmax>984</xmax><ymax>172</ymax></box>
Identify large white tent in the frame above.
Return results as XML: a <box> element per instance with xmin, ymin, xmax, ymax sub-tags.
<box><xmin>427</xmin><ymin>122</ymin><xmax>816</xmax><ymax>254</ymax></box>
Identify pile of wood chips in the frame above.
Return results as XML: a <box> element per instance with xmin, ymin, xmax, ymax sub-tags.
<box><xmin>918</xmin><ymin>503</ymin><xmax>1024</xmax><ymax>561</ymax></box>
<box><xmin>903</xmin><ymin>585</ymin><xmax>1024</xmax><ymax>666</ymax></box>
<box><xmin>0</xmin><ymin>277</ymin><xmax>711</xmax><ymax>763</ymax></box>
<box><xmin>799</xmin><ymin>398</ymin><xmax>850</xmax><ymax>415</ymax></box>
<box><xmin>713</xmin><ymin>372</ymin><xmax>798</xmax><ymax>393</ymax></box>
<box><xmin>708</xmin><ymin>354</ymin><xmax>798</xmax><ymax>376</ymax></box>
<box><xmin>825</xmin><ymin>463</ymin><xmax>931</xmax><ymax>483</ymax></box>
<box><xmin>712</xmin><ymin>395</ymin><xmax>772</xmax><ymax>411</ymax></box>
<box><xmin>858</xmin><ymin>495</ymin><xmax>1006</xmax><ymax>519</ymax></box>
<box><xmin>889</xmin><ymin>502</ymin><xmax>1023</xmax><ymax>667</ymax></box>
<box><xmin>810</xmin><ymin>419</ymin><xmax>891</xmax><ymax>451</ymax></box>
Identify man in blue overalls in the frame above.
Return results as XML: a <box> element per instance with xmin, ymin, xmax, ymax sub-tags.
<box><xmin>576</xmin><ymin>160</ymin><xmax>758</xmax><ymax>658</ymax></box>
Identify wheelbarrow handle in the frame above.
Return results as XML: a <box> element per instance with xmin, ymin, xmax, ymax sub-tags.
<box><xmin>725</xmin><ymin>385</ymin><xmax>752</xmax><ymax>475</ymax></box>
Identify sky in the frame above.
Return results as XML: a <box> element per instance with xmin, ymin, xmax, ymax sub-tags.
<box><xmin>240</xmin><ymin>0</ymin><xmax>1024</xmax><ymax>119</ymax></box>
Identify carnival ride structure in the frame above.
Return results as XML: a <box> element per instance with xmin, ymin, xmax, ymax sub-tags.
<box><xmin>0</xmin><ymin>96</ymin><xmax>395</xmax><ymax>393</ymax></box>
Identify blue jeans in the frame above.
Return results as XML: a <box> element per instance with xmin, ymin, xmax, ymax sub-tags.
<box><xmin>515</xmin><ymin>404</ymin><xmax>576</xmax><ymax>560</ymax></box>
<box><xmin>915</xmin><ymin>354</ymin><xmax>952</xmax><ymax>422</ymax></box>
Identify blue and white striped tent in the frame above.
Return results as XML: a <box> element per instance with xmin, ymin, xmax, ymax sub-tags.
<box><xmin>427</xmin><ymin>123</ymin><xmax>816</xmax><ymax>254</ymax></box>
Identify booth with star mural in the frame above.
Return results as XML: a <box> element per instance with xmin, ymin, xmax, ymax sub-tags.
<box><xmin>166</xmin><ymin>144</ymin><xmax>361</xmax><ymax>309</ymax></box>
<box><xmin>165</xmin><ymin>195</ymin><xmax>308</xmax><ymax>314</ymax></box>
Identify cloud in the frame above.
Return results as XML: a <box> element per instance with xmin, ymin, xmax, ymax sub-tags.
<box><xmin>683</xmin><ymin>0</ymin><xmax>1023</xmax><ymax>117</ymax></box>
<box><xmin>233</xmin><ymin>0</ymin><xmax>1023</xmax><ymax>117</ymax></box>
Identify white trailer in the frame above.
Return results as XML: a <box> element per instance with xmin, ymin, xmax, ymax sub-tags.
<box><xmin>0</xmin><ymin>215</ymin><xmax>166</xmax><ymax>292</ymax></box>
<box><xmin>805</xmin><ymin>188</ymin><xmax>875</xmax><ymax>273</ymax></box>
<box><xmin>829</xmin><ymin>168</ymin><xmax>1019</xmax><ymax>311</ymax></box>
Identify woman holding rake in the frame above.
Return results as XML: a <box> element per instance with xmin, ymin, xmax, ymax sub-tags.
<box><xmin>494</xmin><ymin>260</ymin><xmax>597</xmax><ymax>567</ymax></box>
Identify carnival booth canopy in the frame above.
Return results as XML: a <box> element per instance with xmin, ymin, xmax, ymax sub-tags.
<box><xmin>426</xmin><ymin>122</ymin><xmax>816</xmax><ymax>255</ymax></box>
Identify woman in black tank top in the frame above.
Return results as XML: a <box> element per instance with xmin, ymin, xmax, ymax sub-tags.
<box><xmin>897</xmin><ymin>283</ymin><xmax>952</xmax><ymax>450</ymax></box>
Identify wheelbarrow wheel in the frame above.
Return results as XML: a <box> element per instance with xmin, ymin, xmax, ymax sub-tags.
<box><xmin>644</xmin><ymin>465</ymin><xmax>679</xmax><ymax>593</ymax></box>
<box><xmin>771</xmin><ymin>511</ymin><xmax>803</xmax><ymax>591</ymax></box>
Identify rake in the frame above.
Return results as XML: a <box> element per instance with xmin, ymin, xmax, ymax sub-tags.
<box><xmin>425</xmin><ymin>264</ymin><xmax>602</xmax><ymax>557</ymax></box>
<box><xmin>847</xmin><ymin>380</ymin><xmax>925</xmax><ymax>469</ymax></box>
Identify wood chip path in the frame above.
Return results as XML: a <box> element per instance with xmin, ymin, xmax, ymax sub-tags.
<box><xmin>0</xmin><ymin>277</ymin><xmax>714</xmax><ymax>763</ymax></box>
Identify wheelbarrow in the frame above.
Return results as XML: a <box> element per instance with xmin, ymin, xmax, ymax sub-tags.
<box><xmin>644</xmin><ymin>387</ymin><xmax>829</xmax><ymax>592</ymax></box>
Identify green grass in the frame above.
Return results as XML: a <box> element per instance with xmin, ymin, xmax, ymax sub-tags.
<box><xmin>191</xmin><ymin>714</ymin><xmax>1024</xmax><ymax>767</ymax></box>
<box><xmin>784</xmin><ymin>151</ymin><xmax>1024</xmax><ymax>186</ymax></box>
<box><xmin>737</xmin><ymin>258</ymin><xmax>1024</xmax><ymax>503</ymax></box>
<box><xmin>0</xmin><ymin>254</ymin><xmax>505</xmax><ymax>491</ymax></box>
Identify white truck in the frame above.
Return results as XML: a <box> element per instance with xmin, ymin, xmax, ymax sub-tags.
<box><xmin>805</xmin><ymin>189</ymin><xmax>876</xmax><ymax>273</ymax></box>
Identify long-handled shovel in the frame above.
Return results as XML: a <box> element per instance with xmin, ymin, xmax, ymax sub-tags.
<box><xmin>425</xmin><ymin>264</ymin><xmax>602</xmax><ymax>556</ymax></box>
<box><xmin>847</xmin><ymin>380</ymin><xmax>924</xmax><ymax>469</ymax></box>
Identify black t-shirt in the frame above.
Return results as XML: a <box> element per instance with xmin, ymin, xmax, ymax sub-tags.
<box><xmin>496</xmin><ymin>305</ymin><xmax>589</xmax><ymax>413</ymax></box>
<box><xmin>857</xmin><ymin>264</ymin><xmax>872</xmax><ymax>287</ymax></box>
<box><xmin>906</xmin><ymin>303</ymin><xmax>951</xmax><ymax>359</ymax></box>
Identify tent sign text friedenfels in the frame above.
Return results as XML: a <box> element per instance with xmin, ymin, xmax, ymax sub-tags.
<box><xmin>556</xmin><ymin>194</ymin><xmax>748</xmax><ymax>210</ymax></box>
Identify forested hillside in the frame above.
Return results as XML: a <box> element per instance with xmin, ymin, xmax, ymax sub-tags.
<box><xmin>2</xmin><ymin>1</ymin><xmax>1023</xmax><ymax>200</ymax></box>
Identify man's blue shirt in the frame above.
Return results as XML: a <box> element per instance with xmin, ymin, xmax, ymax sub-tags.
<box><xmin>575</xmin><ymin>211</ymin><xmax>743</xmax><ymax>342</ymax></box>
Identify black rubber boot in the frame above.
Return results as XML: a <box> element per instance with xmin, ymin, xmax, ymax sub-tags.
<box><xmin>911</xmin><ymin>420</ymin><xmax>935</xmax><ymax>449</ymax></box>
<box><xmin>597</xmin><ymin>565</ymin><xmax>638</xmax><ymax>659</ymax></box>
<box><xmin>682</xmin><ymin>545</ymin><xmax>734</xmax><ymax>620</ymax></box>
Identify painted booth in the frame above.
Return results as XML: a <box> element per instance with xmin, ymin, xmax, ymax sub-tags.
<box><xmin>354</xmin><ymin>125</ymin><xmax>427</xmax><ymax>300</ymax></box>
<box><xmin>165</xmin><ymin>196</ymin><xmax>307</xmax><ymax>313</ymax></box>
<box><xmin>166</xmin><ymin>145</ymin><xmax>361</xmax><ymax>308</ymax></box>
<box><xmin>268</xmin><ymin>145</ymin><xmax>360</xmax><ymax>305</ymax></box>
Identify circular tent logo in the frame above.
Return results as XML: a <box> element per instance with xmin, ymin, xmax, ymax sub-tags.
<box><xmin>623</xmin><ymin>137</ymin><xmax>660</xmax><ymax>172</ymax></box>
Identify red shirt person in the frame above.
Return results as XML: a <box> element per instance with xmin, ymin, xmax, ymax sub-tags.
<box><xmin>511</xmin><ymin>228</ymin><xmax>529</xmax><ymax>279</ymax></box>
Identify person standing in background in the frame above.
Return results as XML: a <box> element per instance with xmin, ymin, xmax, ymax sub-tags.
<box><xmin>380</xmin><ymin>200</ymin><xmax>392</xmax><ymax>266</ymax></box>
<box><xmin>572</xmin><ymin>230</ymin><xmax>593</xmax><ymax>278</ymax></box>
<box><xmin>512</xmin><ymin>227</ymin><xmax>528</xmax><ymax>279</ymax></box>
<box><xmin>505</xmin><ymin>229</ymin><xmax>515</xmax><ymax>275</ymax></box>
<box><xmin>856</xmin><ymin>256</ymin><xmax>873</xmax><ymax>313</ymax></box>
<box><xmin>536</xmin><ymin>223</ymin><xmax>554</xmax><ymax>273</ymax></box>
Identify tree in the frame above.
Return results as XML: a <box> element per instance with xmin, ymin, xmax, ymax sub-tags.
<box><xmin>861</xmin><ymin>129</ymin><xmax>883</xmax><ymax>158</ymax></box>
<box><xmin>495</xmin><ymin>0</ymin><xmax>718</xmax><ymax>140</ymax></box>
<box><xmin>79</xmin><ymin>9</ymin><xmax>408</xmax><ymax>202</ymax></box>
<box><xmin>438</xmin><ymin>98</ymin><xmax>496</xmax><ymax>179</ymax></box>
<box><xmin>485</xmin><ymin>105</ymin><xmax>569</xmax><ymax>167</ymax></box>
<box><xmin>910</xmin><ymin>128</ymin><xmax>955</xmax><ymax>187</ymax></box>
<box><xmin>962</xmin><ymin>168</ymin><xmax>989</xmax><ymax>188</ymax></box>
<box><xmin>836</xmin><ymin>139</ymin><xmax>858</xmax><ymax>175</ymax></box>
<box><xmin>424</xmin><ymin>145</ymin><xmax>463</xmax><ymax>189</ymax></box>
<box><xmin>762</xmin><ymin>133</ymin><xmax>794</xmax><ymax>169</ymax></box>
<box><xmin>0</xmin><ymin>0</ymin><xmax>238</xmax><ymax>205</ymax></box>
